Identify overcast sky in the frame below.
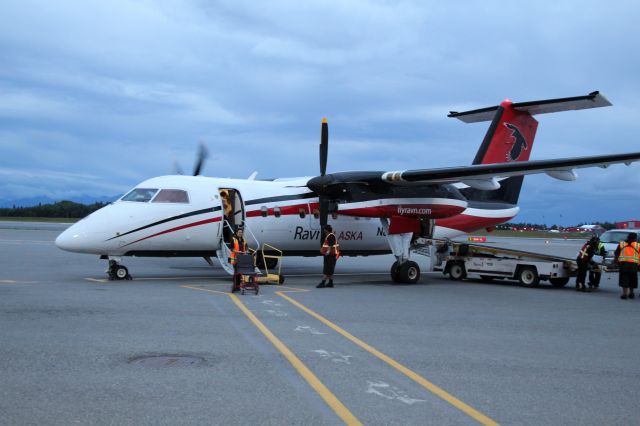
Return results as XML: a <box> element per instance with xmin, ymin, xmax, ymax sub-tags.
<box><xmin>1</xmin><ymin>1</ymin><xmax>638</xmax><ymax>225</ymax></box>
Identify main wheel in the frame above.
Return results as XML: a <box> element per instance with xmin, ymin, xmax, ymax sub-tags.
<box><xmin>549</xmin><ymin>277</ymin><xmax>570</xmax><ymax>288</ymax></box>
<box><xmin>518</xmin><ymin>266</ymin><xmax>539</xmax><ymax>287</ymax></box>
<box><xmin>448</xmin><ymin>261</ymin><xmax>466</xmax><ymax>280</ymax></box>
<box><xmin>390</xmin><ymin>261</ymin><xmax>402</xmax><ymax>283</ymax></box>
<box><xmin>115</xmin><ymin>265</ymin><xmax>129</xmax><ymax>280</ymax></box>
<box><xmin>399</xmin><ymin>261</ymin><xmax>420</xmax><ymax>284</ymax></box>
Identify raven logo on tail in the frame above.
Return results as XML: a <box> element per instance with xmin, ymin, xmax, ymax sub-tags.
<box><xmin>504</xmin><ymin>122</ymin><xmax>528</xmax><ymax>161</ymax></box>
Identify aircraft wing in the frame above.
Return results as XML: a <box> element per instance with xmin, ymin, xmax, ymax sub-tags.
<box><xmin>380</xmin><ymin>152</ymin><xmax>640</xmax><ymax>189</ymax></box>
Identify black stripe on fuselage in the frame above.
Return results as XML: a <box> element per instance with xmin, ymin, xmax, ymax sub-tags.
<box><xmin>244</xmin><ymin>192</ymin><xmax>317</xmax><ymax>206</ymax></box>
<box><xmin>106</xmin><ymin>206</ymin><xmax>221</xmax><ymax>241</ymax></box>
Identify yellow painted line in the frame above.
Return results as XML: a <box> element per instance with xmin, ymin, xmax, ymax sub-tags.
<box><xmin>283</xmin><ymin>272</ymin><xmax>388</xmax><ymax>278</ymax></box>
<box><xmin>181</xmin><ymin>285</ymin><xmax>229</xmax><ymax>296</ymax></box>
<box><xmin>182</xmin><ymin>285</ymin><xmax>362</xmax><ymax>425</ymax></box>
<box><xmin>277</xmin><ymin>291</ymin><xmax>499</xmax><ymax>426</ymax></box>
<box><xmin>84</xmin><ymin>276</ymin><xmax>227</xmax><ymax>283</ymax></box>
<box><xmin>276</xmin><ymin>285</ymin><xmax>308</xmax><ymax>292</ymax></box>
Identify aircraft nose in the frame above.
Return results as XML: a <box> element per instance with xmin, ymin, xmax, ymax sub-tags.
<box><xmin>55</xmin><ymin>223</ymin><xmax>88</xmax><ymax>252</ymax></box>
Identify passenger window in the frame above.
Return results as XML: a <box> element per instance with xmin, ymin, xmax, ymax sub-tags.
<box><xmin>274</xmin><ymin>207</ymin><xmax>281</xmax><ymax>218</ymax></box>
<box><xmin>299</xmin><ymin>208</ymin><xmax>306</xmax><ymax>218</ymax></box>
<box><xmin>261</xmin><ymin>206</ymin><xmax>268</xmax><ymax>217</ymax></box>
<box><xmin>121</xmin><ymin>188</ymin><xmax>158</xmax><ymax>202</ymax></box>
<box><xmin>331</xmin><ymin>213</ymin><xmax>338</xmax><ymax>220</ymax></box>
<box><xmin>152</xmin><ymin>189</ymin><xmax>189</xmax><ymax>203</ymax></box>
<box><xmin>312</xmin><ymin>209</ymin><xmax>319</xmax><ymax>219</ymax></box>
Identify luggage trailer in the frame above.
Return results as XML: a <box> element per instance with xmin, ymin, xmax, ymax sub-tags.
<box><xmin>430</xmin><ymin>240</ymin><xmax>593</xmax><ymax>288</ymax></box>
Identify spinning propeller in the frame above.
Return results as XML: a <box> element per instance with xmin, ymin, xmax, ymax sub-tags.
<box><xmin>172</xmin><ymin>142</ymin><xmax>209</xmax><ymax>176</ymax></box>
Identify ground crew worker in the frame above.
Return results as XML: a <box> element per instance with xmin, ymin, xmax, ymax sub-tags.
<box><xmin>588</xmin><ymin>237</ymin><xmax>606</xmax><ymax>290</ymax></box>
<box><xmin>614</xmin><ymin>233</ymin><xmax>639</xmax><ymax>300</ymax></box>
<box><xmin>221</xmin><ymin>190</ymin><xmax>233</xmax><ymax>220</ymax></box>
<box><xmin>230</xmin><ymin>228</ymin><xmax>248</xmax><ymax>266</ymax></box>
<box><xmin>575</xmin><ymin>236</ymin><xmax>600</xmax><ymax>292</ymax></box>
<box><xmin>221</xmin><ymin>190</ymin><xmax>234</xmax><ymax>243</ymax></box>
<box><xmin>317</xmin><ymin>224</ymin><xmax>340</xmax><ymax>288</ymax></box>
<box><xmin>230</xmin><ymin>228</ymin><xmax>248</xmax><ymax>291</ymax></box>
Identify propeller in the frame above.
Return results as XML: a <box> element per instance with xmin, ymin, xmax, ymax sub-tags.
<box><xmin>172</xmin><ymin>160</ymin><xmax>184</xmax><ymax>175</ymax></box>
<box><xmin>171</xmin><ymin>142</ymin><xmax>209</xmax><ymax>176</ymax></box>
<box><xmin>193</xmin><ymin>142</ymin><xmax>209</xmax><ymax>176</ymax></box>
<box><xmin>318</xmin><ymin>118</ymin><xmax>330</xmax><ymax>240</ymax></box>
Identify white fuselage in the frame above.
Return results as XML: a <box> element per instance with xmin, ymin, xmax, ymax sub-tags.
<box><xmin>55</xmin><ymin>175</ymin><xmax>519</xmax><ymax>257</ymax></box>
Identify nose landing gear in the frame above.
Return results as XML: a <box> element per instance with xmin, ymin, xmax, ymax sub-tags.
<box><xmin>107</xmin><ymin>259</ymin><xmax>132</xmax><ymax>281</ymax></box>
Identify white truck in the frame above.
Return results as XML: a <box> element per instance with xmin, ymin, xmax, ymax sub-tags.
<box><xmin>431</xmin><ymin>241</ymin><xmax>579</xmax><ymax>287</ymax></box>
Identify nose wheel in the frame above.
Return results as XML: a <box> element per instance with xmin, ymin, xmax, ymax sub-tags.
<box><xmin>107</xmin><ymin>260</ymin><xmax>132</xmax><ymax>281</ymax></box>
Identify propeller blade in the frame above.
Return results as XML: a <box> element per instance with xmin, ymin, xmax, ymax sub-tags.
<box><xmin>193</xmin><ymin>142</ymin><xmax>209</xmax><ymax>176</ymax></box>
<box><xmin>172</xmin><ymin>160</ymin><xmax>184</xmax><ymax>175</ymax></box>
<box><xmin>319</xmin><ymin>196</ymin><xmax>329</xmax><ymax>246</ymax></box>
<box><xmin>320</xmin><ymin>117</ymin><xmax>328</xmax><ymax>176</ymax></box>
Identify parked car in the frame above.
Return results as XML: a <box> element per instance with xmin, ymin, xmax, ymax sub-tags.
<box><xmin>599</xmin><ymin>229</ymin><xmax>640</xmax><ymax>264</ymax></box>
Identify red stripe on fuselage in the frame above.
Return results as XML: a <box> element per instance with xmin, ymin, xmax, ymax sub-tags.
<box><xmin>436</xmin><ymin>213</ymin><xmax>514</xmax><ymax>233</ymax></box>
<box><xmin>338</xmin><ymin>204</ymin><xmax>466</xmax><ymax>219</ymax></box>
<box><xmin>123</xmin><ymin>216</ymin><xmax>222</xmax><ymax>247</ymax></box>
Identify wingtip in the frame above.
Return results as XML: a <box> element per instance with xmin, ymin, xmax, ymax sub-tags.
<box><xmin>322</xmin><ymin>117</ymin><xmax>328</xmax><ymax>124</ymax></box>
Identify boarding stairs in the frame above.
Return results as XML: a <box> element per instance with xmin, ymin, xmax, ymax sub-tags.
<box><xmin>216</xmin><ymin>220</ymin><xmax>263</xmax><ymax>276</ymax></box>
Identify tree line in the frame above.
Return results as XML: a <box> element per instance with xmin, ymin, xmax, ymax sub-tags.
<box><xmin>0</xmin><ymin>201</ymin><xmax>108</xmax><ymax>218</ymax></box>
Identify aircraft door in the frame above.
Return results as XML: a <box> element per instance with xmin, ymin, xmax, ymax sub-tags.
<box><xmin>219</xmin><ymin>188</ymin><xmax>246</xmax><ymax>245</ymax></box>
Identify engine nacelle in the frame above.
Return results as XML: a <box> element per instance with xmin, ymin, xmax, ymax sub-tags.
<box><xmin>336</xmin><ymin>197</ymin><xmax>468</xmax><ymax>220</ymax></box>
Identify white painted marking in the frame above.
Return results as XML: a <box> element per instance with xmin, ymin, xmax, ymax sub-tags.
<box><xmin>366</xmin><ymin>381</ymin><xmax>426</xmax><ymax>405</ymax></box>
<box><xmin>295</xmin><ymin>325</ymin><xmax>326</xmax><ymax>335</ymax></box>
<box><xmin>0</xmin><ymin>280</ymin><xmax>17</xmax><ymax>284</ymax></box>
<box><xmin>261</xmin><ymin>300</ymin><xmax>283</xmax><ymax>307</ymax></box>
<box><xmin>265</xmin><ymin>309</ymin><xmax>288</xmax><ymax>317</ymax></box>
<box><xmin>0</xmin><ymin>239</ymin><xmax>53</xmax><ymax>245</ymax></box>
<box><xmin>311</xmin><ymin>349</ymin><xmax>352</xmax><ymax>364</ymax></box>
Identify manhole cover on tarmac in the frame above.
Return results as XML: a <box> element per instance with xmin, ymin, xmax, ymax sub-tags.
<box><xmin>128</xmin><ymin>354</ymin><xmax>205</xmax><ymax>367</ymax></box>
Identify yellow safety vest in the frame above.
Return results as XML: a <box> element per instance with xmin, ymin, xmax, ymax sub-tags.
<box><xmin>618</xmin><ymin>241</ymin><xmax>640</xmax><ymax>264</ymax></box>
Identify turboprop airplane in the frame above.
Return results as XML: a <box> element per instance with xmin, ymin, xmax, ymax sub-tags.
<box><xmin>55</xmin><ymin>91</ymin><xmax>640</xmax><ymax>283</ymax></box>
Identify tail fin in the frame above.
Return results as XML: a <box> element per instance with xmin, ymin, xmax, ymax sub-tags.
<box><xmin>449</xmin><ymin>91</ymin><xmax>611</xmax><ymax>204</ymax></box>
<box><xmin>471</xmin><ymin>101</ymin><xmax>538</xmax><ymax>165</ymax></box>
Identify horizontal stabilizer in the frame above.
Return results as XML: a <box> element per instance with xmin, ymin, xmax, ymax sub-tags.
<box><xmin>449</xmin><ymin>91</ymin><xmax>611</xmax><ymax>123</ymax></box>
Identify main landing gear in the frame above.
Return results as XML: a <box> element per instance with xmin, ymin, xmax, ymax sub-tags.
<box><xmin>381</xmin><ymin>218</ymin><xmax>433</xmax><ymax>284</ymax></box>
<box><xmin>390</xmin><ymin>260</ymin><xmax>421</xmax><ymax>284</ymax></box>
<box><xmin>107</xmin><ymin>259</ymin><xmax>132</xmax><ymax>281</ymax></box>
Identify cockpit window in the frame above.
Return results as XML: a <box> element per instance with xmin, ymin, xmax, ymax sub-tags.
<box><xmin>152</xmin><ymin>189</ymin><xmax>190</xmax><ymax>203</ymax></box>
<box><xmin>121</xmin><ymin>188</ymin><xmax>158</xmax><ymax>202</ymax></box>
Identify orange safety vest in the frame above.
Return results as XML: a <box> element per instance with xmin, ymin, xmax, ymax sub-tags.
<box><xmin>230</xmin><ymin>237</ymin><xmax>247</xmax><ymax>264</ymax></box>
<box><xmin>321</xmin><ymin>233</ymin><xmax>340</xmax><ymax>258</ymax></box>
<box><xmin>617</xmin><ymin>241</ymin><xmax>640</xmax><ymax>264</ymax></box>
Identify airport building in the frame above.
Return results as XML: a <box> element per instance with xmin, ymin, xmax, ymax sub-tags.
<box><xmin>615</xmin><ymin>220</ymin><xmax>640</xmax><ymax>229</ymax></box>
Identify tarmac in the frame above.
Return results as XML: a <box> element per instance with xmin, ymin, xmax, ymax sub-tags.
<box><xmin>1</xmin><ymin>221</ymin><xmax>639</xmax><ymax>425</ymax></box>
